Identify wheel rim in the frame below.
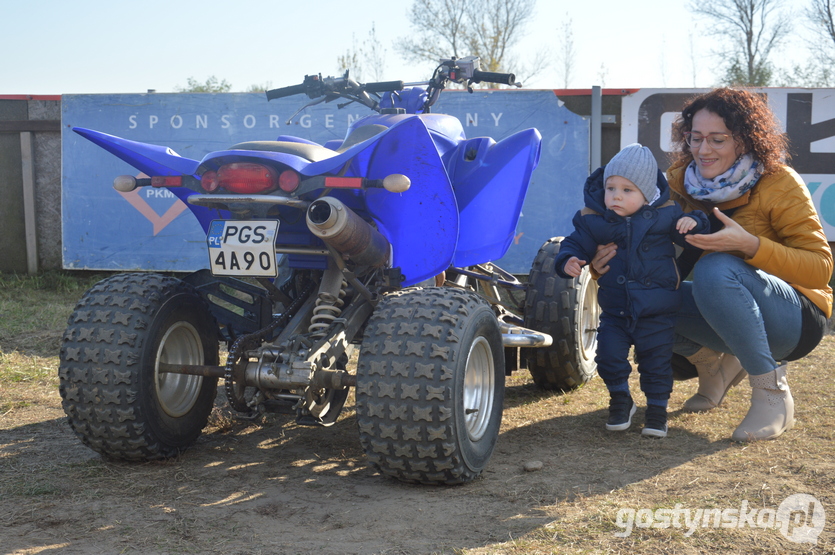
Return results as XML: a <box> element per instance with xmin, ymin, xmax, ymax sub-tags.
<box><xmin>463</xmin><ymin>336</ymin><xmax>495</xmax><ymax>442</ymax></box>
<box><xmin>155</xmin><ymin>321</ymin><xmax>205</xmax><ymax>417</ymax></box>
<box><xmin>579</xmin><ymin>271</ymin><xmax>600</xmax><ymax>363</ymax></box>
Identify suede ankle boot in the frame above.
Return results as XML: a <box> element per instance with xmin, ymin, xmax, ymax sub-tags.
<box><xmin>731</xmin><ymin>363</ymin><xmax>794</xmax><ymax>442</ymax></box>
<box><xmin>682</xmin><ymin>347</ymin><xmax>747</xmax><ymax>412</ymax></box>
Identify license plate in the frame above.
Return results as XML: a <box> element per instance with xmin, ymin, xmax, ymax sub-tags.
<box><xmin>207</xmin><ymin>220</ymin><xmax>279</xmax><ymax>277</ymax></box>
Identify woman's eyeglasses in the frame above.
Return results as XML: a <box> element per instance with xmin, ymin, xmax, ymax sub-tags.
<box><xmin>683</xmin><ymin>132</ymin><xmax>733</xmax><ymax>149</ymax></box>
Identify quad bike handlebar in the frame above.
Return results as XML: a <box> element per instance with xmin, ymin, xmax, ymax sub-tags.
<box><xmin>265</xmin><ymin>55</ymin><xmax>519</xmax><ymax>115</ymax></box>
<box><xmin>471</xmin><ymin>70</ymin><xmax>516</xmax><ymax>86</ymax></box>
<box><xmin>265</xmin><ymin>75</ymin><xmax>406</xmax><ymax>102</ymax></box>
<box><xmin>264</xmin><ymin>82</ymin><xmax>308</xmax><ymax>100</ymax></box>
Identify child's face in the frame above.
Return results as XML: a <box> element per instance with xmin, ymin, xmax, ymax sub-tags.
<box><xmin>604</xmin><ymin>175</ymin><xmax>647</xmax><ymax>217</ymax></box>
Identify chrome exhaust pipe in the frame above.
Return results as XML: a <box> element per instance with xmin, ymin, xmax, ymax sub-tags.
<box><xmin>306</xmin><ymin>196</ymin><xmax>390</xmax><ymax>268</ymax></box>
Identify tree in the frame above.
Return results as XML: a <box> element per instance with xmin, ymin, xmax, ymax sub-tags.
<box><xmin>723</xmin><ymin>58</ymin><xmax>773</xmax><ymax>86</ymax></box>
<box><xmin>554</xmin><ymin>15</ymin><xmax>576</xmax><ymax>88</ymax></box>
<box><xmin>779</xmin><ymin>0</ymin><xmax>835</xmax><ymax>86</ymax></box>
<box><xmin>775</xmin><ymin>62</ymin><xmax>834</xmax><ymax>87</ymax></box>
<box><xmin>337</xmin><ymin>23</ymin><xmax>388</xmax><ymax>82</ymax></box>
<box><xmin>806</xmin><ymin>0</ymin><xmax>835</xmax><ymax>49</ymax></box>
<box><xmin>176</xmin><ymin>76</ymin><xmax>232</xmax><ymax>93</ymax></box>
<box><xmin>688</xmin><ymin>0</ymin><xmax>791</xmax><ymax>86</ymax></box>
<box><xmin>396</xmin><ymin>0</ymin><xmax>535</xmax><ymax>76</ymax></box>
<box><xmin>596</xmin><ymin>63</ymin><xmax>609</xmax><ymax>88</ymax></box>
<box><xmin>687</xmin><ymin>32</ymin><xmax>701</xmax><ymax>87</ymax></box>
<box><xmin>465</xmin><ymin>0</ymin><xmax>536</xmax><ymax>72</ymax></box>
<box><xmin>337</xmin><ymin>47</ymin><xmax>360</xmax><ymax>80</ymax></box>
<box><xmin>397</xmin><ymin>0</ymin><xmax>469</xmax><ymax>66</ymax></box>
<box><xmin>245</xmin><ymin>82</ymin><xmax>273</xmax><ymax>93</ymax></box>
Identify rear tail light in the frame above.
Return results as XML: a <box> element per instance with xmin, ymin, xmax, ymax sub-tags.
<box><xmin>279</xmin><ymin>170</ymin><xmax>301</xmax><ymax>193</ymax></box>
<box><xmin>216</xmin><ymin>163</ymin><xmax>278</xmax><ymax>194</ymax></box>
<box><xmin>201</xmin><ymin>170</ymin><xmax>219</xmax><ymax>192</ymax></box>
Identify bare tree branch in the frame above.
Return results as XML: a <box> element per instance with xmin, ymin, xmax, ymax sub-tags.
<box><xmin>555</xmin><ymin>15</ymin><xmax>576</xmax><ymax>88</ymax></box>
<box><xmin>337</xmin><ymin>40</ymin><xmax>361</xmax><ymax>78</ymax></box>
<box><xmin>465</xmin><ymin>0</ymin><xmax>535</xmax><ymax>72</ymax></box>
<box><xmin>805</xmin><ymin>0</ymin><xmax>835</xmax><ymax>51</ymax></box>
<box><xmin>396</xmin><ymin>0</ymin><xmax>470</xmax><ymax>67</ymax></box>
<box><xmin>512</xmin><ymin>45</ymin><xmax>552</xmax><ymax>88</ymax></box>
<box><xmin>777</xmin><ymin>0</ymin><xmax>835</xmax><ymax>86</ymax></box>
<box><xmin>688</xmin><ymin>32</ymin><xmax>699</xmax><ymax>87</ymax></box>
<box><xmin>688</xmin><ymin>0</ymin><xmax>791</xmax><ymax>86</ymax></box>
<box><xmin>397</xmin><ymin>0</ymin><xmax>535</xmax><ymax>78</ymax></box>
<box><xmin>337</xmin><ymin>23</ymin><xmax>388</xmax><ymax>82</ymax></box>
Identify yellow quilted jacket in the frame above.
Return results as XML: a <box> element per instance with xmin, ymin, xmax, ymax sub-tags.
<box><xmin>667</xmin><ymin>161</ymin><xmax>833</xmax><ymax>318</ymax></box>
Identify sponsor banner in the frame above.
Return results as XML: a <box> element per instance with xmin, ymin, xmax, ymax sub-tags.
<box><xmin>622</xmin><ymin>89</ymin><xmax>835</xmax><ymax>239</ymax></box>
<box><xmin>62</xmin><ymin>90</ymin><xmax>590</xmax><ymax>273</ymax></box>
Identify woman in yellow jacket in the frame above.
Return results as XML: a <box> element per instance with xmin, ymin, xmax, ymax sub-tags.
<box><xmin>595</xmin><ymin>88</ymin><xmax>833</xmax><ymax>441</ymax></box>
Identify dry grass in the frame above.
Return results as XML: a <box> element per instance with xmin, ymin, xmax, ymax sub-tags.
<box><xmin>0</xmin><ymin>271</ymin><xmax>108</xmax><ymax>356</ymax></box>
<box><xmin>0</xmin><ymin>271</ymin><xmax>833</xmax><ymax>554</ymax></box>
<box><xmin>481</xmin><ymin>342</ymin><xmax>835</xmax><ymax>554</ymax></box>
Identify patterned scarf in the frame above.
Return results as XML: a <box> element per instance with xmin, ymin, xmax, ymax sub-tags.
<box><xmin>683</xmin><ymin>153</ymin><xmax>761</xmax><ymax>203</ymax></box>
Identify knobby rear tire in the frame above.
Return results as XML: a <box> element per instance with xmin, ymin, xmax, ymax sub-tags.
<box><xmin>523</xmin><ymin>237</ymin><xmax>599</xmax><ymax>390</ymax></box>
<box><xmin>58</xmin><ymin>273</ymin><xmax>219</xmax><ymax>461</ymax></box>
<box><xmin>356</xmin><ymin>287</ymin><xmax>505</xmax><ymax>485</ymax></box>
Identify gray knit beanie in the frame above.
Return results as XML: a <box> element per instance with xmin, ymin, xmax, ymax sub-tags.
<box><xmin>603</xmin><ymin>143</ymin><xmax>658</xmax><ymax>202</ymax></box>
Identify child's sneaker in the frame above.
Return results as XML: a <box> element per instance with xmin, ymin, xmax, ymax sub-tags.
<box><xmin>642</xmin><ymin>405</ymin><xmax>668</xmax><ymax>438</ymax></box>
<box><xmin>606</xmin><ymin>392</ymin><xmax>636</xmax><ymax>431</ymax></box>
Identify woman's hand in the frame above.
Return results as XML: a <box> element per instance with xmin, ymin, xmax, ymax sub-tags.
<box><xmin>684</xmin><ymin>207</ymin><xmax>760</xmax><ymax>258</ymax></box>
<box><xmin>591</xmin><ymin>243</ymin><xmax>617</xmax><ymax>275</ymax></box>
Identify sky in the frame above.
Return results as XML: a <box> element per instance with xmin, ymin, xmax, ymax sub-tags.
<box><xmin>1</xmin><ymin>0</ymin><xmax>814</xmax><ymax>95</ymax></box>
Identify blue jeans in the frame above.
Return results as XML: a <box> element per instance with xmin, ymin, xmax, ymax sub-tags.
<box><xmin>673</xmin><ymin>253</ymin><xmax>802</xmax><ymax>376</ymax></box>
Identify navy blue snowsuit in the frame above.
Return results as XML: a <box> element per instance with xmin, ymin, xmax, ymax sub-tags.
<box><xmin>554</xmin><ymin>167</ymin><xmax>709</xmax><ymax>400</ymax></box>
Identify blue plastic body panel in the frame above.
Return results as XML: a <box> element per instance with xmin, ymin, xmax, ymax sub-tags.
<box><xmin>70</xmin><ymin>96</ymin><xmax>543</xmax><ymax>284</ymax></box>
<box><xmin>72</xmin><ymin>127</ymin><xmax>230</xmax><ymax>233</ymax></box>
<box><xmin>448</xmin><ymin>128</ymin><xmax>542</xmax><ymax>266</ymax></box>
<box><xmin>73</xmin><ymin>127</ymin><xmax>200</xmax><ymax>176</ymax></box>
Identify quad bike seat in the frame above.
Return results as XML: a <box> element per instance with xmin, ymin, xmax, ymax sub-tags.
<box><xmin>229</xmin><ymin>140</ymin><xmax>338</xmax><ymax>162</ymax></box>
<box><xmin>230</xmin><ymin>124</ymin><xmax>388</xmax><ymax>161</ymax></box>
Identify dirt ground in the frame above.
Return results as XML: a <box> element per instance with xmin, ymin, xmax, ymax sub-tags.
<box><xmin>2</xmin><ymin>340</ymin><xmax>835</xmax><ymax>555</ymax></box>
<box><xmin>2</xmin><ymin>379</ymin><xmax>565</xmax><ymax>555</ymax></box>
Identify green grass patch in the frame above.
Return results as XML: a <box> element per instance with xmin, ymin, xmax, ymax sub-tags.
<box><xmin>0</xmin><ymin>351</ymin><xmax>56</xmax><ymax>383</ymax></box>
<box><xmin>0</xmin><ymin>270</ymin><xmax>110</xmax><ymax>357</ymax></box>
<box><xmin>0</xmin><ymin>271</ymin><xmax>111</xmax><ymax>393</ymax></box>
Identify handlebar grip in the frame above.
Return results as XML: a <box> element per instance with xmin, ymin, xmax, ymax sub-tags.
<box><xmin>363</xmin><ymin>80</ymin><xmax>405</xmax><ymax>93</ymax></box>
<box><xmin>265</xmin><ymin>83</ymin><xmax>308</xmax><ymax>101</ymax></box>
<box><xmin>471</xmin><ymin>70</ymin><xmax>516</xmax><ymax>86</ymax></box>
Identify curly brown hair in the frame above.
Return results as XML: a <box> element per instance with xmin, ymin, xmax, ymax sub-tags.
<box><xmin>670</xmin><ymin>88</ymin><xmax>789</xmax><ymax>175</ymax></box>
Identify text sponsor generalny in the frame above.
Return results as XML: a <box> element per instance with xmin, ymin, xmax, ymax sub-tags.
<box><xmin>128</xmin><ymin>112</ymin><xmax>505</xmax><ymax>130</ymax></box>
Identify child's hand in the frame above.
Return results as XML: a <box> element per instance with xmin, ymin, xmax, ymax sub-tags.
<box><xmin>564</xmin><ymin>256</ymin><xmax>586</xmax><ymax>277</ymax></box>
<box><xmin>676</xmin><ymin>216</ymin><xmax>698</xmax><ymax>234</ymax></box>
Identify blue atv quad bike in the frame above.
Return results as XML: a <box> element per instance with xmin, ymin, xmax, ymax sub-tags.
<box><xmin>58</xmin><ymin>56</ymin><xmax>600</xmax><ymax>484</ymax></box>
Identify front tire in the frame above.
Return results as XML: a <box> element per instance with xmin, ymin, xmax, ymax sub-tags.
<box><xmin>523</xmin><ymin>237</ymin><xmax>599</xmax><ymax>390</ymax></box>
<box><xmin>356</xmin><ymin>287</ymin><xmax>505</xmax><ymax>484</ymax></box>
<box><xmin>58</xmin><ymin>273</ymin><xmax>219</xmax><ymax>460</ymax></box>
